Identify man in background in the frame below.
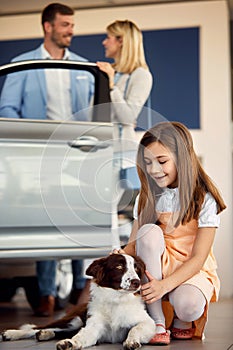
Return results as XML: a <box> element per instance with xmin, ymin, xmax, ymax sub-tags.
<box><xmin>0</xmin><ymin>2</ymin><xmax>93</xmax><ymax>121</ymax></box>
<box><xmin>0</xmin><ymin>2</ymin><xmax>93</xmax><ymax>316</ymax></box>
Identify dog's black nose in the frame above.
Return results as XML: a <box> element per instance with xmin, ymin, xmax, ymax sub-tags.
<box><xmin>130</xmin><ymin>279</ymin><xmax>140</xmax><ymax>289</ymax></box>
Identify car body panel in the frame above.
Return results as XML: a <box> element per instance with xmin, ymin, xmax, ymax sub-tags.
<box><xmin>0</xmin><ymin>61</ymin><xmax>120</xmax><ymax>260</ymax></box>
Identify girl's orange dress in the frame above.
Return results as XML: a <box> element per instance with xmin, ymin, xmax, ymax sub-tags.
<box><xmin>158</xmin><ymin>212</ymin><xmax>220</xmax><ymax>338</ymax></box>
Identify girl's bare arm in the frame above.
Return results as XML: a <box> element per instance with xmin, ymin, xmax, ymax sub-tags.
<box><xmin>113</xmin><ymin>220</ymin><xmax>138</xmax><ymax>256</ymax></box>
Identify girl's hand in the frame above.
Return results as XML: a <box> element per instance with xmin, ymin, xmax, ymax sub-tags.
<box><xmin>111</xmin><ymin>248</ymin><xmax>126</xmax><ymax>255</ymax></box>
<box><xmin>96</xmin><ymin>61</ymin><xmax>115</xmax><ymax>89</ymax></box>
<box><xmin>141</xmin><ymin>270</ymin><xmax>167</xmax><ymax>303</ymax></box>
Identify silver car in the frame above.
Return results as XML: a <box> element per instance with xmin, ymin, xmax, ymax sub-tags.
<box><xmin>0</xmin><ymin>60</ymin><xmax>128</xmax><ymax>306</ymax></box>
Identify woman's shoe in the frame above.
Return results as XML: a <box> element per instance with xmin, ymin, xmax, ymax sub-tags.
<box><xmin>34</xmin><ymin>295</ymin><xmax>55</xmax><ymax>317</ymax></box>
<box><xmin>149</xmin><ymin>324</ymin><xmax>171</xmax><ymax>345</ymax></box>
<box><xmin>171</xmin><ymin>327</ymin><xmax>194</xmax><ymax>340</ymax></box>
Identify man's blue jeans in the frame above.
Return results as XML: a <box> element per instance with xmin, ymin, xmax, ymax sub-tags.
<box><xmin>36</xmin><ymin>260</ymin><xmax>86</xmax><ymax>297</ymax></box>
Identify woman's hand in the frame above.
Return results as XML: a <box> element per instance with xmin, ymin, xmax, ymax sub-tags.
<box><xmin>141</xmin><ymin>270</ymin><xmax>168</xmax><ymax>303</ymax></box>
<box><xmin>96</xmin><ymin>61</ymin><xmax>115</xmax><ymax>89</ymax></box>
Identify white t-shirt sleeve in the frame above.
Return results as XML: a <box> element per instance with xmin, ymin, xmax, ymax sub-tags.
<box><xmin>133</xmin><ymin>194</ymin><xmax>139</xmax><ymax>220</ymax></box>
<box><xmin>133</xmin><ymin>192</ymin><xmax>220</xmax><ymax>227</ymax></box>
<box><xmin>198</xmin><ymin>193</ymin><xmax>220</xmax><ymax>228</ymax></box>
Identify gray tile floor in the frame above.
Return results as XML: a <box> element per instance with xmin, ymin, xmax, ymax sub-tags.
<box><xmin>0</xmin><ymin>288</ymin><xmax>232</xmax><ymax>350</ymax></box>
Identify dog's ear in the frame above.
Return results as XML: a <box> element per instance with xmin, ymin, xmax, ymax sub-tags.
<box><xmin>86</xmin><ymin>257</ymin><xmax>107</xmax><ymax>281</ymax></box>
<box><xmin>133</xmin><ymin>255</ymin><xmax>146</xmax><ymax>279</ymax></box>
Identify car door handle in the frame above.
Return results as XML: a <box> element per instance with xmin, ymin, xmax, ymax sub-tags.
<box><xmin>68</xmin><ymin>136</ymin><xmax>110</xmax><ymax>152</ymax></box>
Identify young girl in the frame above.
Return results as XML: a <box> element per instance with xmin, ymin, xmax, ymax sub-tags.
<box><xmin>115</xmin><ymin>121</ymin><xmax>226</xmax><ymax>345</ymax></box>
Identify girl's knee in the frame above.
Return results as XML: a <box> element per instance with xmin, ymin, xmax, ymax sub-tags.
<box><xmin>136</xmin><ymin>224</ymin><xmax>164</xmax><ymax>251</ymax></box>
<box><xmin>175</xmin><ymin>299</ymin><xmax>202</xmax><ymax>322</ymax></box>
<box><xmin>171</xmin><ymin>285</ymin><xmax>206</xmax><ymax>322</ymax></box>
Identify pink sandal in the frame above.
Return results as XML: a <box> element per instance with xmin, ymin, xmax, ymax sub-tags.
<box><xmin>149</xmin><ymin>324</ymin><xmax>171</xmax><ymax>346</ymax></box>
<box><xmin>171</xmin><ymin>327</ymin><xmax>194</xmax><ymax>340</ymax></box>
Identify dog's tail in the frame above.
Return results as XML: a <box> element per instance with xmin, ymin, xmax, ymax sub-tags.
<box><xmin>35</xmin><ymin>303</ymin><xmax>88</xmax><ymax>330</ymax></box>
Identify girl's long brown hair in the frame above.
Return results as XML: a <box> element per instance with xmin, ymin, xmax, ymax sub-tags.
<box><xmin>136</xmin><ymin>121</ymin><xmax>226</xmax><ymax>227</ymax></box>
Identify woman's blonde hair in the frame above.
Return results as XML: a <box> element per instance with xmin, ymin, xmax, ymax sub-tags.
<box><xmin>106</xmin><ymin>19</ymin><xmax>148</xmax><ymax>74</ymax></box>
<box><xmin>136</xmin><ymin>121</ymin><xmax>226</xmax><ymax>228</ymax></box>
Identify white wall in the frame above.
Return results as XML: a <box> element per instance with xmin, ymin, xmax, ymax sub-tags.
<box><xmin>0</xmin><ymin>0</ymin><xmax>232</xmax><ymax>298</ymax></box>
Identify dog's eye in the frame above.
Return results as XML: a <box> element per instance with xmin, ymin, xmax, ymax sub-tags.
<box><xmin>116</xmin><ymin>264</ymin><xmax>124</xmax><ymax>270</ymax></box>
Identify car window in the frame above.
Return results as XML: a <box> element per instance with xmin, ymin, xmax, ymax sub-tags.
<box><xmin>0</xmin><ymin>60</ymin><xmax>111</xmax><ymax>123</ymax></box>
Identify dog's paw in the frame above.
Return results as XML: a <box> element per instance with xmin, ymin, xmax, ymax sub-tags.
<box><xmin>123</xmin><ymin>340</ymin><xmax>141</xmax><ymax>350</ymax></box>
<box><xmin>56</xmin><ymin>339</ymin><xmax>77</xmax><ymax>350</ymax></box>
<box><xmin>1</xmin><ymin>330</ymin><xmax>19</xmax><ymax>341</ymax></box>
<box><xmin>36</xmin><ymin>329</ymin><xmax>55</xmax><ymax>341</ymax></box>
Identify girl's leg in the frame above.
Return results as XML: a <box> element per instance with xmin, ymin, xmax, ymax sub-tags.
<box><xmin>136</xmin><ymin>224</ymin><xmax>166</xmax><ymax>333</ymax></box>
<box><xmin>169</xmin><ymin>284</ymin><xmax>206</xmax><ymax>330</ymax></box>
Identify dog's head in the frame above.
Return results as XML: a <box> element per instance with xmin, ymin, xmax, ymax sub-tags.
<box><xmin>86</xmin><ymin>254</ymin><xmax>145</xmax><ymax>293</ymax></box>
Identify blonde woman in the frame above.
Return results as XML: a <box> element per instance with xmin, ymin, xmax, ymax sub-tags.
<box><xmin>97</xmin><ymin>20</ymin><xmax>153</xmax><ymax>143</ymax></box>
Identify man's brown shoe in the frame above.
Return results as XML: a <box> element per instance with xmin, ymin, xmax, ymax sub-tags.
<box><xmin>34</xmin><ymin>295</ymin><xmax>55</xmax><ymax>317</ymax></box>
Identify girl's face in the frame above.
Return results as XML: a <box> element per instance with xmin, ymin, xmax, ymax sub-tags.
<box><xmin>143</xmin><ymin>141</ymin><xmax>178</xmax><ymax>188</ymax></box>
<box><xmin>102</xmin><ymin>34</ymin><xmax>122</xmax><ymax>59</ymax></box>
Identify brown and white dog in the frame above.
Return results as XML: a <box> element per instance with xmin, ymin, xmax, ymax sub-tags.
<box><xmin>1</xmin><ymin>254</ymin><xmax>155</xmax><ymax>350</ymax></box>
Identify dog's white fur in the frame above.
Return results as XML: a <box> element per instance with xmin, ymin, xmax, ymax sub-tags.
<box><xmin>57</xmin><ymin>282</ymin><xmax>155</xmax><ymax>349</ymax></box>
<box><xmin>1</xmin><ymin>318</ymin><xmax>83</xmax><ymax>342</ymax></box>
<box><xmin>1</xmin><ymin>254</ymin><xmax>156</xmax><ymax>350</ymax></box>
<box><xmin>56</xmin><ymin>254</ymin><xmax>155</xmax><ymax>350</ymax></box>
